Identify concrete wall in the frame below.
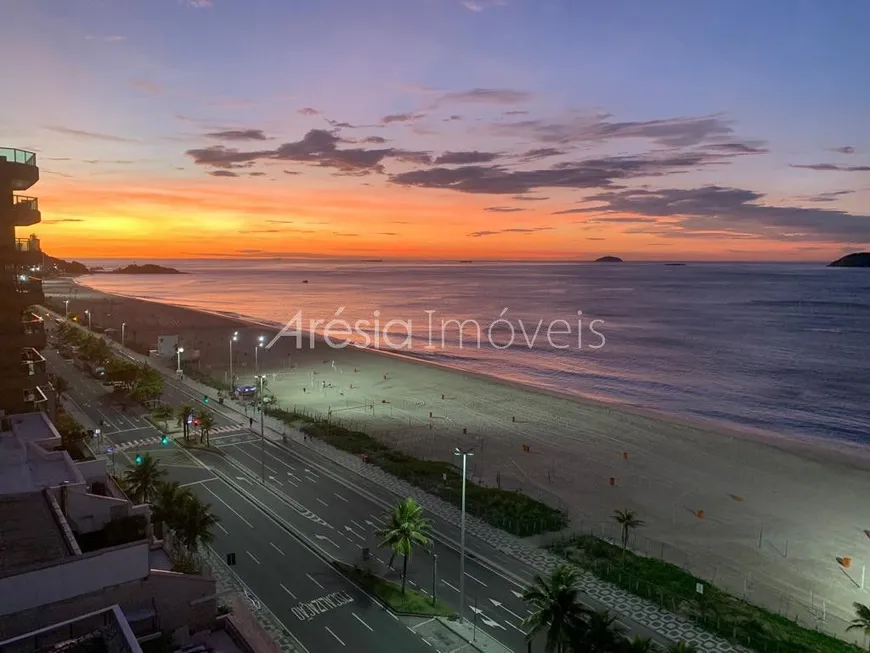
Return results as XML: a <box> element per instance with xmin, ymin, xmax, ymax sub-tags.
<box><xmin>75</xmin><ymin>458</ymin><xmax>107</xmax><ymax>484</ymax></box>
<box><xmin>63</xmin><ymin>489</ymin><xmax>130</xmax><ymax>534</ymax></box>
<box><xmin>0</xmin><ymin>564</ymin><xmax>216</xmax><ymax>642</ymax></box>
<box><xmin>0</xmin><ymin>542</ymin><xmax>150</xmax><ymax>617</ymax></box>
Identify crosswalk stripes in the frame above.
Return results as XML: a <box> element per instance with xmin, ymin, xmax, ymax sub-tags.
<box><xmin>109</xmin><ymin>424</ymin><xmax>244</xmax><ymax>452</ymax></box>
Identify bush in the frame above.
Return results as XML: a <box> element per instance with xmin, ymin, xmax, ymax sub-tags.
<box><xmin>335</xmin><ymin>561</ymin><xmax>455</xmax><ymax>617</ymax></box>
<box><xmin>548</xmin><ymin>535</ymin><xmax>862</xmax><ymax>653</ymax></box>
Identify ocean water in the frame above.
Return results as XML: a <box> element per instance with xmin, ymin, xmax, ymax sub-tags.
<box><xmin>75</xmin><ymin>260</ymin><xmax>870</xmax><ymax>447</ymax></box>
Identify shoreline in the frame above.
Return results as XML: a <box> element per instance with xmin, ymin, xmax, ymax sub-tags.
<box><xmin>67</xmin><ymin>276</ymin><xmax>870</xmax><ymax>472</ymax></box>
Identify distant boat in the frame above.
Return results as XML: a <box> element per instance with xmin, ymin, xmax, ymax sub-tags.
<box><xmin>302</xmin><ymin>279</ymin><xmax>309</xmax><ymax>283</ymax></box>
<box><xmin>594</xmin><ymin>256</ymin><xmax>623</xmax><ymax>263</ymax></box>
<box><xmin>665</xmin><ymin>263</ymin><xmax>687</xmax><ymax>267</ymax></box>
<box><xmin>459</xmin><ymin>260</ymin><xmax>473</xmax><ymax>263</ymax></box>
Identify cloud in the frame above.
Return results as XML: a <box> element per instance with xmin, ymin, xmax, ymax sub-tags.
<box><xmin>443</xmin><ymin>115</ymin><xmax>463</xmax><ymax>122</ymax></box>
<box><xmin>248</xmin><ymin>228</ymin><xmax>282</xmax><ymax>233</ymax></box>
<box><xmin>504</xmin><ymin>110</ymin><xmax>529</xmax><ymax>116</ymax></box>
<box><xmin>297</xmin><ymin>107</ymin><xmax>321</xmax><ymax>116</ymax></box>
<box><xmin>186</xmin><ymin>145</ymin><xmax>271</xmax><ymax>168</ymax></box>
<box><xmin>469</xmin><ymin>227</ymin><xmax>553</xmax><ymax>237</ymax></box>
<box><xmin>266</xmin><ymin>219</ymin><xmax>294</xmax><ymax>224</ymax></box>
<box><xmin>44</xmin><ymin>126</ymin><xmax>138</xmax><ymax>143</ymax></box>
<box><xmin>390</xmin><ymin>150</ymin><xmax>433</xmax><ymax>165</ymax></box>
<box><xmin>551</xmin><ymin>208</ymin><xmax>597</xmax><ymax>215</ymax></box>
<box><xmin>205</xmin><ymin>129</ymin><xmax>269</xmax><ymax>141</ymax></box>
<box><xmin>708</xmin><ymin>142</ymin><xmax>768</xmax><ymax>155</ymax></box>
<box><xmin>577</xmin><ymin>185</ymin><xmax>870</xmax><ymax>242</ymax></box>
<box><xmin>434</xmin><ymin>150</ymin><xmax>500</xmax><ymax>165</ymax></box>
<box><xmin>461</xmin><ymin>0</ymin><xmax>507</xmax><ymax>11</ymax></box>
<box><xmin>493</xmin><ymin>113</ymin><xmax>733</xmax><ymax>147</ymax></box>
<box><xmin>790</xmin><ymin>163</ymin><xmax>870</xmax><ymax>172</ymax></box>
<box><xmin>520</xmin><ymin>147</ymin><xmax>566</xmax><ymax>161</ymax></box>
<box><xmin>435</xmin><ymin>88</ymin><xmax>531</xmax><ymax>106</ymax></box>
<box><xmin>511</xmin><ymin>195</ymin><xmax>549</xmax><ymax>201</ymax></box>
<box><xmin>208</xmin><ymin>170</ymin><xmax>240</xmax><ymax>177</ymax></box>
<box><xmin>132</xmin><ymin>78</ymin><xmax>162</xmax><ymax>94</ymax></box>
<box><xmin>283</xmin><ymin>170</ymin><xmax>301</xmax><ymax>175</ymax></box>
<box><xmin>41</xmin><ymin>218</ymin><xmax>84</xmax><ymax>223</ymax></box>
<box><xmin>186</xmin><ymin>0</ymin><xmax>213</xmax><ymax>7</ymax></box>
<box><xmin>381</xmin><ymin>112</ymin><xmax>420</xmax><ymax>124</ymax></box>
<box><xmin>86</xmin><ymin>35</ymin><xmax>125</xmax><ymax>42</ymax></box>
<box><xmin>248</xmin><ymin>172</ymin><xmax>266</xmax><ymax>176</ymax></box>
<box><xmin>831</xmin><ymin>146</ymin><xmax>856</xmax><ymax>154</ymax></box>
<box><xmin>390</xmin><ymin>151</ymin><xmax>726</xmax><ymax>195</ymax></box>
<box><xmin>798</xmin><ymin>190</ymin><xmax>854</xmax><ymax>203</ymax></box>
<box><xmin>378</xmin><ymin>232</ymin><xmax>399</xmax><ymax>236</ymax></box>
<box><xmin>484</xmin><ymin>206</ymin><xmax>527</xmax><ymax>212</ymax></box>
<box><xmin>361</xmin><ymin>136</ymin><xmax>389</xmax><ymax>144</ymax></box>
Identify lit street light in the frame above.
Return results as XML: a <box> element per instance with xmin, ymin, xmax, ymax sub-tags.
<box><xmin>121</xmin><ymin>322</ymin><xmax>126</xmax><ymax>347</ymax></box>
<box><xmin>63</xmin><ymin>299</ymin><xmax>69</xmax><ymax>317</ymax></box>
<box><xmin>255</xmin><ymin>335</ymin><xmax>265</xmax><ymax>374</ymax></box>
<box><xmin>84</xmin><ymin>309</ymin><xmax>91</xmax><ymax>330</ymax></box>
<box><xmin>229</xmin><ymin>331</ymin><xmax>238</xmax><ymax>392</ymax></box>
<box><xmin>453</xmin><ymin>446</ymin><xmax>474</xmax><ymax>623</ymax></box>
<box><xmin>176</xmin><ymin>347</ymin><xmax>184</xmax><ymax>374</ymax></box>
<box><xmin>256</xmin><ymin>374</ymin><xmax>266</xmax><ymax>483</ymax></box>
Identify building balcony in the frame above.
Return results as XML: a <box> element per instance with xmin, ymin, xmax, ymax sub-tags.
<box><xmin>0</xmin><ymin>148</ymin><xmax>39</xmax><ymax>191</ymax></box>
<box><xmin>23</xmin><ymin>384</ymin><xmax>49</xmax><ymax>412</ymax></box>
<box><xmin>22</xmin><ymin>347</ymin><xmax>48</xmax><ymax>382</ymax></box>
<box><xmin>9</xmin><ymin>195</ymin><xmax>41</xmax><ymax>226</ymax></box>
<box><xmin>22</xmin><ymin>312</ymin><xmax>47</xmax><ymax>349</ymax></box>
<box><xmin>1</xmin><ymin>238</ymin><xmax>44</xmax><ymax>266</ymax></box>
<box><xmin>4</xmin><ymin>275</ymin><xmax>44</xmax><ymax>306</ymax></box>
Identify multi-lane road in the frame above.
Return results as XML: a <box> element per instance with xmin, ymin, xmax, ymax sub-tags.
<box><xmin>44</xmin><ymin>317</ymin><xmax>669</xmax><ymax>653</ymax></box>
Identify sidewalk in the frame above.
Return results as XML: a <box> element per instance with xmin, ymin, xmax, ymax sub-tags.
<box><xmin>44</xmin><ymin>306</ymin><xmax>749</xmax><ymax>652</ymax></box>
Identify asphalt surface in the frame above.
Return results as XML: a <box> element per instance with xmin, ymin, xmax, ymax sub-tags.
<box><xmin>44</xmin><ymin>316</ymin><xmax>672</xmax><ymax>653</ymax></box>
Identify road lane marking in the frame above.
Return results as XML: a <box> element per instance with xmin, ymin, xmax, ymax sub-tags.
<box><xmin>352</xmin><ymin>613</ymin><xmax>373</xmax><ymax>632</ymax></box>
<box><xmin>246</xmin><ymin>551</ymin><xmax>261</xmax><ymax>564</ymax></box>
<box><xmin>351</xmin><ymin>519</ymin><xmax>365</xmax><ymax>531</ymax></box>
<box><xmin>306</xmin><ymin>573</ymin><xmax>324</xmax><ymax>589</ymax></box>
<box><xmin>316</xmin><ymin>498</ymin><xmax>329</xmax><ymax>508</ymax></box>
<box><xmin>465</xmin><ymin>571</ymin><xmax>488</xmax><ymax>587</ymax></box>
<box><xmin>334</xmin><ymin>492</ymin><xmax>348</xmax><ymax>502</ymax></box>
<box><xmin>231</xmin><ymin>446</ymin><xmax>279</xmax><ymax>474</ymax></box>
<box><xmin>305</xmin><ymin>475</ymin><xmax>318</xmax><ymax>484</ymax></box>
<box><xmin>270</xmin><ymin>542</ymin><xmax>285</xmax><ymax>556</ymax></box>
<box><xmin>442</xmin><ymin>580</ymin><xmax>459</xmax><ymax>592</ymax></box>
<box><xmin>324</xmin><ymin>626</ymin><xmax>345</xmax><ymax>646</ymax></box>
<box><xmin>180</xmin><ymin>477</ymin><xmax>218</xmax><ymax>488</ymax></box>
<box><xmin>369</xmin><ymin>514</ymin><xmax>386</xmax><ymax>525</ymax></box>
<box><xmin>217</xmin><ymin>523</ymin><xmax>229</xmax><ymax>535</ymax></box>
<box><xmin>203</xmin><ymin>485</ymin><xmax>254</xmax><ymax>528</ymax></box>
<box><xmin>314</xmin><ymin>533</ymin><xmax>340</xmax><ymax>549</ymax></box>
<box><xmin>280</xmin><ymin>583</ymin><xmax>297</xmax><ymax>600</ymax></box>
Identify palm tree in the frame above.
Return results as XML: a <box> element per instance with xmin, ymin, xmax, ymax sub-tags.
<box><xmin>847</xmin><ymin>602</ymin><xmax>870</xmax><ymax>650</ymax></box>
<box><xmin>52</xmin><ymin>374</ymin><xmax>70</xmax><ymax>400</ymax></box>
<box><xmin>612</xmin><ymin>509</ymin><xmax>645</xmax><ymax>554</ymax></box>
<box><xmin>151</xmin><ymin>481</ymin><xmax>193</xmax><ymax>539</ymax></box>
<box><xmin>121</xmin><ymin>453</ymin><xmax>166</xmax><ymax>504</ymax></box>
<box><xmin>622</xmin><ymin>635</ymin><xmax>653</xmax><ymax>652</ymax></box>
<box><xmin>574</xmin><ymin>610</ymin><xmax>622</xmax><ymax>652</ymax></box>
<box><xmin>521</xmin><ymin>564</ymin><xmax>588</xmax><ymax>653</ymax></box>
<box><xmin>195</xmin><ymin>408</ymin><xmax>216</xmax><ymax>445</ymax></box>
<box><xmin>377</xmin><ymin>497</ymin><xmax>432</xmax><ymax>594</ymax></box>
<box><xmin>175</xmin><ymin>494</ymin><xmax>220</xmax><ymax>552</ymax></box>
<box><xmin>153</xmin><ymin>404</ymin><xmax>174</xmax><ymax>432</ymax></box>
<box><xmin>666</xmin><ymin>642</ymin><xmax>699</xmax><ymax>653</ymax></box>
<box><xmin>177</xmin><ymin>404</ymin><xmax>194</xmax><ymax>441</ymax></box>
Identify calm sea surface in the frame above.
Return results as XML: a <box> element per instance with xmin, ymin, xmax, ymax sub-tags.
<box><xmin>76</xmin><ymin>260</ymin><xmax>870</xmax><ymax>447</ymax></box>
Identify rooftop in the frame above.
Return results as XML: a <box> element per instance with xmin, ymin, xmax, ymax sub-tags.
<box><xmin>0</xmin><ymin>604</ymin><xmax>142</xmax><ymax>653</ymax></box>
<box><xmin>0</xmin><ymin>492</ymin><xmax>72</xmax><ymax>578</ymax></box>
<box><xmin>0</xmin><ymin>413</ymin><xmax>82</xmax><ymax>495</ymax></box>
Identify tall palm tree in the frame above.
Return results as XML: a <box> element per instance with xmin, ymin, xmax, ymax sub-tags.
<box><xmin>195</xmin><ymin>408</ymin><xmax>216</xmax><ymax>445</ymax></box>
<box><xmin>121</xmin><ymin>453</ymin><xmax>166</xmax><ymax>504</ymax></box>
<box><xmin>377</xmin><ymin>497</ymin><xmax>432</xmax><ymax>594</ymax></box>
<box><xmin>151</xmin><ymin>481</ymin><xmax>193</xmax><ymax>538</ymax></box>
<box><xmin>175</xmin><ymin>494</ymin><xmax>220</xmax><ymax>553</ymax></box>
<box><xmin>612</xmin><ymin>509</ymin><xmax>645</xmax><ymax>553</ymax></box>
<box><xmin>574</xmin><ymin>610</ymin><xmax>623</xmax><ymax>652</ymax></box>
<box><xmin>622</xmin><ymin>635</ymin><xmax>653</xmax><ymax>652</ymax></box>
<box><xmin>667</xmin><ymin>642</ymin><xmax>699</xmax><ymax>653</ymax></box>
<box><xmin>177</xmin><ymin>404</ymin><xmax>194</xmax><ymax>441</ymax></box>
<box><xmin>847</xmin><ymin>602</ymin><xmax>870</xmax><ymax>650</ymax></box>
<box><xmin>521</xmin><ymin>564</ymin><xmax>588</xmax><ymax>653</ymax></box>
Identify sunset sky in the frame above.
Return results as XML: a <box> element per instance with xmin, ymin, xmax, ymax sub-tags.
<box><xmin>4</xmin><ymin>0</ymin><xmax>870</xmax><ymax>261</ymax></box>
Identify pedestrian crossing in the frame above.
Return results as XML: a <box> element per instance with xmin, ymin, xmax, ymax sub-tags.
<box><xmin>109</xmin><ymin>424</ymin><xmax>243</xmax><ymax>451</ymax></box>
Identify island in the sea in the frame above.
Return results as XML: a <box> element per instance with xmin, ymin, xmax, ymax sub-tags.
<box><xmin>594</xmin><ymin>256</ymin><xmax>623</xmax><ymax>263</ymax></box>
<box><xmin>828</xmin><ymin>252</ymin><xmax>870</xmax><ymax>268</ymax></box>
<box><xmin>109</xmin><ymin>264</ymin><xmax>185</xmax><ymax>275</ymax></box>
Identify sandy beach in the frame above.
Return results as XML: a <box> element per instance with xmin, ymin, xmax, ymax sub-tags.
<box><xmin>46</xmin><ymin>277</ymin><xmax>870</xmax><ymax>633</ymax></box>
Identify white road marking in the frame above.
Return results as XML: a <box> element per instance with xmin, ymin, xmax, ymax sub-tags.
<box><xmin>334</xmin><ymin>492</ymin><xmax>348</xmax><ymax>503</ymax></box>
<box><xmin>246</xmin><ymin>551</ymin><xmax>260</xmax><ymax>565</ymax></box>
<box><xmin>369</xmin><ymin>514</ymin><xmax>386</xmax><ymax>525</ymax></box>
<box><xmin>203</xmin><ymin>485</ymin><xmax>254</xmax><ymax>528</ymax></box>
<box><xmin>351</xmin><ymin>519</ymin><xmax>365</xmax><ymax>531</ymax></box>
<box><xmin>314</xmin><ymin>533</ymin><xmax>340</xmax><ymax>549</ymax></box>
<box><xmin>324</xmin><ymin>626</ymin><xmax>345</xmax><ymax>646</ymax></box>
<box><xmin>307</xmin><ymin>573</ymin><xmax>324</xmax><ymax>589</ymax></box>
<box><xmin>442</xmin><ymin>580</ymin><xmax>459</xmax><ymax>592</ymax></box>
<box><xmin>280</xmin><ymin>583</ymin><xmax>297</xmax><ymax>600</ymax></box>
<box><xmin>352</xmin><ymin>613</ymin><xmax>373</xmax><ymax>632</ymax></box>
<box><xmin>316</xmin><ymin>498</ymin><xmax>329</xmax><ymax>507</ymax></box>
<box><xmin>180</xmin><ymin>478</ymin><xmax>218</xmax><ymax>488</ymax></box>
<box><xmin>217</xmin><ymin>523</ymin><xmax>229</xmax><ymax>535</ymax></box>
<box><xmin>270</xmin><ymin>542</ymin><xmax>285</xmax><ymax>556</ymax></box>
<box><xmin>465</xmin><ymin>571</ymin><xmax>488</xmax><ymax>587</ymax></box>
<box><xmin>305</xmin><ymin>475</ymin><xmax>318</xmax><ymax>484</ymax></box>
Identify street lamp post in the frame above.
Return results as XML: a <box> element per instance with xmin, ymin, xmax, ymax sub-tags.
<box><xmin>84</xmin><ymin>309</ymin><xmax>91</xmax><ymax>330</ymax></box>
<box><xmin>432</xmin><ymin>553</ymin><xmax>439</xmax><ymax>606</ymax></box>
<box><xmin>176</xmin><ymin>347</ymin><xmax>184</xmax><ymax>374</ymax></box>
<box><xmin>257</xmin><ymin>374</ymin><xmax>266</xmax><ymax>483</ymax></box>
<box><xmin>121</xmin><ymin>322</ymin><xmax>126</xmax><ymax>347</ymax></box>
<box><xmin>255</xmin><ymin>335</ymin><xmax>265</xmax><ymax>374</ymax></box>
<box><xmin>64</xmin><ymin>299</ymin><xmax>69</xmax><ymax>317</ymax></box>
<box><xmin>453</xmin><ymin>446</ymin><xmax>474</xmax><ymax>623</ymax></box>
<box><xmin>229</xmin><ymin>331</ymin><xmax>238</xmax><ymax>391</ymax></box>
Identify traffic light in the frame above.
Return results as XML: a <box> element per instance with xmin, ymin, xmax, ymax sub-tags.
<box><xmin>203</xmin><ymin>395</ymin><xmax>209</xmax><ymax>403</ymax></box>
<box><xmin>161</xmin><ymin>436</ymin><xmax>169</xmax><ymax>445</ymax></box>
<box><xmin>135</xmin><ymin>454</ymin><xmax>143</xmax><ymax>464</ymax></box>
